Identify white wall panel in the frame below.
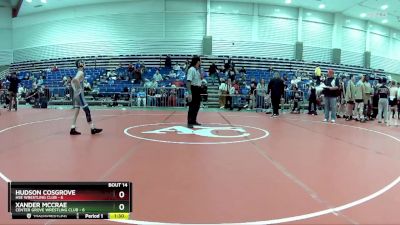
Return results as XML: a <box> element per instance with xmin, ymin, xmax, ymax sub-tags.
<box><xmin>0</xmin><ymin>7</ymin><xmax>12</xmax><ymax>65</ymax></box>
<box><xmin>258</xmin><ymin>17</ymin><xmax>297</xmax><ymax>44</ymax></box>
<box><xmin>341</xmin><ymin>28</ymin><xmax>366</xmax><ymax>66</ymax></box>
<box><xmin>210</xmin><ymin>13</ymin><xmax>252</xmax><ymax>41</ymax></box>
<box><xmin>212</xmin><ymin>40</ymin><xmax>294</xmax><ymax>59</ymax></box>
<box><xmin>302</xmin><ymin>21</ymin><xmax>332</xmax><ymax>62</ymax></box>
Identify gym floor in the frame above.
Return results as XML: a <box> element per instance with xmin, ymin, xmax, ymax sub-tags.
<box><xmin>1</xmin><ymin>107</ymin><xmax>400</xmax><ymax>225</ymax></box>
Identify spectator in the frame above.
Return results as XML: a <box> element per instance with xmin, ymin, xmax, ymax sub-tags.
<box><xmin>227</xmin><ymin>68</ymin><xmax>236</xmax><ymax>82</ymax></box>
<box><xmin>362</xmin><ymin>76</ymin><xmax>372</xmax><ymax>120</ymax></box>
<box><xmin>322</xmin><ymin>69</ymin><xmax>339</xmax><ymax>123</ymax></box>
<box><xmin>153</xmin><ymin>69</ymin><xmax>163</xmax><ymax>82</ymax></box>
<box><xmin>389</xmin><ymin>80</ymin><xmax>398</xmax><ymax>119</ymax></box>
<box><xmin>165</xmin><ymin>55</ymin><xmax>172</xmax><ymax>69</ymax></box>
<box><xmin>51</xmin><ymin>64</ymin><xmax>59</xmax><ymax>72</ymax></box>
<box><xmin>134</xmin><ymin>68</ymin><xmax>142</xmax><ymax>84</ymax></box>
<box><xmin>256</xmin><ymin>79</ymin><xmax>268</xmax><ymax>109</ymax></box>
<box><xmin>208</xmin><ymin>63</ymin><xmax>220</xmax><ymax>85</ymax></box>
<box><xmin>354</xmin><ymin>75</ymin><xmax>366</xmax><ymax>122</ymax></box>
<box><xmin>83</xmin><ymin>80</ymin><xmax>92</xmax><ymax>92</ymax></box>
<box><xmin>345</xmin><ymin>74</ymin><xmax>356</xmax><ymax>121</ymax></box>
<box><xmin>173</xmin><ymin>62</ymin><xmax>181</xmax><ymax>72</ymax></box>
<box><xmin>239</xmin><ymin>66</ymin><xmax>246</xmax><ymax>74</ymax></box>
<box><xmin>218</xmin><ymin>78</ymin><xmax>228</xmax><ymax>109</ymax></box>
<box><xmin>135</xmin><ymin>60</ymin><xmax>141</xmax><ymax>70</ymax></box>
<box><xmin>7</xmin><ymin>72</ymin><xmax>21</xmax><ymax>111</ymax></box>
<box><xmin>397</xmin><ymin>82</ymin><xmax>400</xmax><ymax>119</ymax></box>
<box><xmin>377</xmin><ymin>78</ymin><xmax>390</xmax><ymax>124</ymax></box>
<box><xmin>315</xmin><ymin>65</ymin><xmax>321</xmax><ymax>85</ymax></box>
<box><xmin>168</xmin><ymin>85</ymin><xmax>177</xmax><ymax>107</ymax></box>
<box><xmin>308</xmin><ymin>82</ymin><xmax>317</xmax><ymax>115</ymax></box>
<box><xmin>268</xmin><ymin>72</ymin><xmax>285</xmax><ymax>117</ymax></box>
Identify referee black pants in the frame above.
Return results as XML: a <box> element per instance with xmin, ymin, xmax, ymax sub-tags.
<box><xmin>188</xmin><ymin>85</ymin><xmax>201</xmax><ymax>125</ymax></box>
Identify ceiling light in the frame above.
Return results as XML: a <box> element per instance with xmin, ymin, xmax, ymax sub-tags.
<box><xmin>360</xmin><ymin>13</ymin><xmax>366</xmax><ymax>18</ymax></box>
<box><xmin>381</xmin><ymin>5</ymin><xmax>388</xmax><ymax>10</ymax></box>
<box><xmin>382</xmin><ymin>19</ymin><xmax>388</xmax><ymax>23</ymax></box>
<box><xmin>285</xmin><ymin>0</ymin><xmax>292</xmax><ymax>4</ymax></box>
<box><xmin>306</xmin><ymin>12</ymin><xmax>312</xmax><ymax>16</ymax></box>
<box><xmin>274</xmin><ymin>8</ymin><xmax>281</xmax><ymax>12</ymax></box>
<box><xmin>26</xmin><ymin>0</ymin><xmax>32</xmax><ymax>3</ymax></box>
<box><xmin>41</xmin><ymin>0</ymin><xmax>47</xmax><ymax>3</ymax></box>
<box><xmin>319</xmin><ymin>3</ymin><xmax>325</xmax><ymax>9</ymax></box>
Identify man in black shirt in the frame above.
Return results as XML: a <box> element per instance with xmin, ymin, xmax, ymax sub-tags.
<box><xmin>377</xmin><ymin>78</ymin><xmax>389</xmax><ymax>124</ymax></box>
<box><xmin>268</xmin><ymin>72</ymin><xmax>285</xmax><ymax>117</ymax></box>
<box><xmin>7</xmin><ymin>72</ymin><xmax>20</xmax><ymax>111</ymax></box>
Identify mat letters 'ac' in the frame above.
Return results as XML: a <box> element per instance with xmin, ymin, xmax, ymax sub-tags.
<box><xmin>142</xmin><ymin>126</ymin><xmax>250</xmax><ymax>138</ymax></box>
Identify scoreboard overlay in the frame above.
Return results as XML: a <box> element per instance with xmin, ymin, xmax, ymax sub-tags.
<box><xmin>8</xmin><ymin>182</ymin><xmax>132</xmax><ymax>220</ymax></box>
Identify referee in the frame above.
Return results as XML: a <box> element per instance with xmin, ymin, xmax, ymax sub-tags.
<box><xmin>186</xmin><ymin>56</ymin><xmax>202</xmax><ymax>128</ymax></box>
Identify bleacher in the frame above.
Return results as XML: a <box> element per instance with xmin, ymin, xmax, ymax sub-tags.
<box><xmin>7</xmin><ymin>54</ymin><xmax>386</xmax><ymax>108</ymax></box>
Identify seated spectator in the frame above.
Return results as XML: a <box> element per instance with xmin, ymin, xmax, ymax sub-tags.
<box><xmin>239</xmin><ymin>66</ymin><xmax>246</xmax><ymax>74</ymax></box>
<box><xmin>52</xmin><ymin>64</ymin><xmax>59</xmax><ymax>72</ymax></box>
<box><xmin>166</xmin><ymin>70</ymin><xmax>177</xmax><ymax>79</ymax></box>
<box><xmin>37</xmin><ymin>76</ymin><xmax>44</xmax><ymax>87</ymax></box>
<box><xmin>83</xmin><ymin>80</ymin><xmax>92</xmax><ymax>92</ymax></box>
<box><xmin>173</xmin><ymin>62</ymin><xmax>181</xmax><ymax>72</ymax></box>
<box><xmin>135</xmin><ymin>60</ymin><xmax>141</xmax><ymax>70</ymax></box>
<box><xmin>153</xmin><ymin>69</ymin><xmax>163</xmax><ymax>82</ymax></box>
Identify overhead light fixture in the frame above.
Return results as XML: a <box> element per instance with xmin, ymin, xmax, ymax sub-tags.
<box><xmin>274</xmin><ymin>8</ymin><xmax>281</xmax><ymax>12</ymax></box>
<box><xmin>381</xmin><ymin>5</ymin><xmax>388</xmax><ymax>10</ymax></box>
<box><xmin>382</xmin><ymin>19</ymin><xmax>388</xmax><ymax>23</ymax></box>
<box><xmin>285</xmin><ymin>0</ymin><xmax>292</xmax><ymax>4</ymax></box>
<box><xmin>41</xmin><ymin>0</ymin><xmax>47</xmax><ymax>3</ymax></box>
<box><xmin>319</xmin><ymin>3</ymin><xmax>325</xmax><ymax>9</ymax></box>
<box><xmin>306</xmin><ymin>12</ymin><xmax>312</xmax><ymax>16</ymax></box>
<box><xmin>360</xmin><ymin>13</ymin><xmax>367</xmax><ymax>18</ymax></box>
<box><xmin>26</xmin><ymin>0</ymin><xmax>32</xmax><ymax>2</ymax></box>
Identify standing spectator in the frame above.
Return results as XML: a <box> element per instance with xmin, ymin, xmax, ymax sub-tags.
<box><xmin>389</xmin><ymin>80</ymin><xmax>398</xmax><ymax>119</ymax></box>
<box><xmin>308</xmin><ymin>82</ymin><xmax>317</xmax><ymax>115</ymax></box>
<box><xmin>363</xmin><ymin>76</ymin><xmax>373</xmax><ymax>120</ymax></box>
<box><xmin>268</xmin><ymin>72</ymin><xmax>285</xmax><ymax>117</ymax></box>
<box><xmin>337</xmin><ymin>77</ymin><xmax>346</xmax><ymax>118</ymax></box>
<box><xmin>345</xmin><ymin>74</ymin><xmax>356</xmax><ymax>121</ymax></box>
<box><xmin>377</xmin><ymin>78</ymin><xmax>390</xmax><ymax>124</ymax></box>
<box><xmin>322</xmin><ymin>69</ymin><xmax>339</xmax><ymax>123</ymax></box>
<box><xmin>315</xmin><ymin>65</ymin><xmax>321</xmax><ymax>85</ymax></box>
<box><xmin>7</xmin><ymin>72</ymin><xmax>21</xmax><ymax>111</ymax></box>
<box><xmin>397</xmin><ymin>82</ymin><xmax>400</xmax><ymax>119</ymax></box>
<box><xmin>256</xmin><ymin>79</ymin><xmax>268</xmax><ymax>109</ymax></box>
<box><xmin>165</xmin><ymin>55</ymin><xmax>172</xmax><ymax>69</ymax></box>
<box><xmin>218</xmin><ymin>79</ymin><xmax>228</xmax><ymax>109</ymax></box>
<box><xmin>134</xmin><ymin>68</ymin><xmax>142</xmax><ymax>84</ymax></box>
<box><xmin>208</xmin><ymin>63</ymin><xmax>220</xmax><ymax>85</ymax></box>
<box><xmin>354</xmin><ymin>75</ymin><xmax>366</xmax><ymax>122</ymax></box>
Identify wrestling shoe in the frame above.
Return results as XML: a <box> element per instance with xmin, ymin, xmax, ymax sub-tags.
<box><xmin>91</xmin><ymin>128</ymin><xmax>103</xmax><ymax>135</ymax></box>
<box><xmin>70</xmin><ymin>128</ymin><xmax>81</xmax><ymax>135</ymax></box>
